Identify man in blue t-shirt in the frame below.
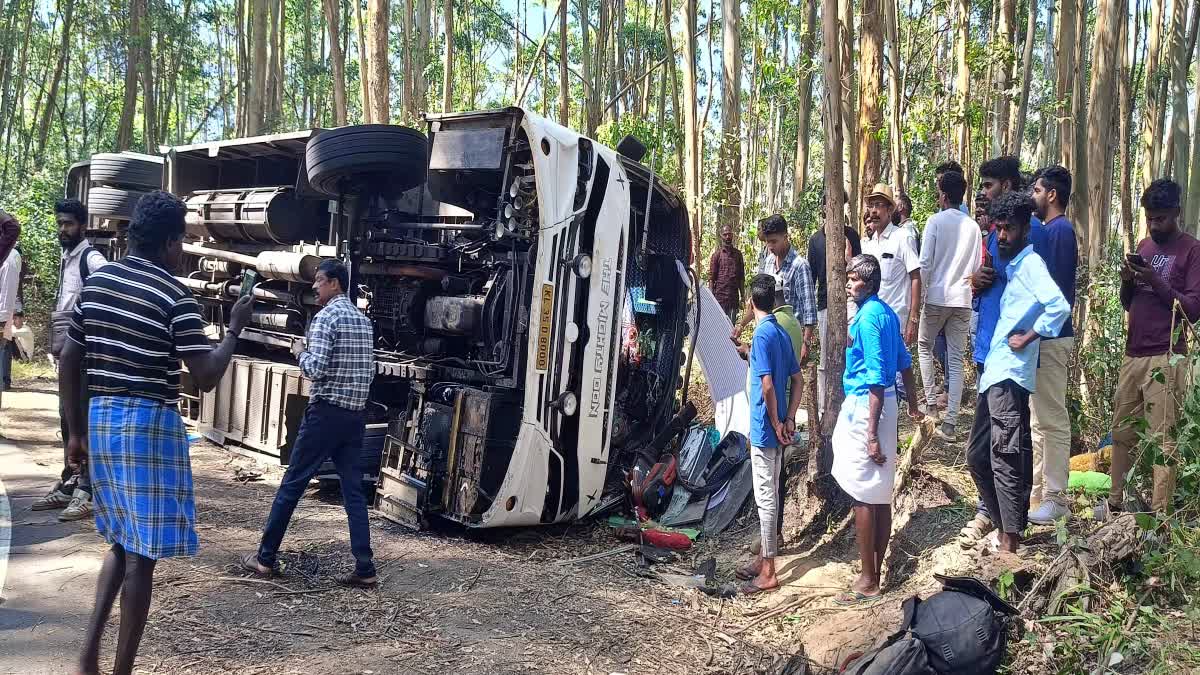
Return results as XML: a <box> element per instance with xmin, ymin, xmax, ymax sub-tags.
<box><xmin>737</xmin><ymin>274</ymin><xmax>803</xmax><ymax>595</ymax></box>
<box><xmin>1025</xmin><ymin>166</ymin><xmax>1077</xmax><ymax>525</ymax></box>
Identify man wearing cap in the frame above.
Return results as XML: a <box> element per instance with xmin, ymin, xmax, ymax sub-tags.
<box><xmin>861</xmin><ymin>185</ymin><xmax>922</xmax><ymax>349</ymax></box>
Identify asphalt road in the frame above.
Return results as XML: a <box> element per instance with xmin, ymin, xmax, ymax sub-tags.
<box><xmin>0</xmin><ymin>386</ymin><xmax>107</xmax><ymax>675</ymax></box>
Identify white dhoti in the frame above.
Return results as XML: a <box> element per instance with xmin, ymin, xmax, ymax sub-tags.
<box><xmin>831</xmin><ymin>390</ymin><xmax>899</xmax><ymax>505</ymax></box>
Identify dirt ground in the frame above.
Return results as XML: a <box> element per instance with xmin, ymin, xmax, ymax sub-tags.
<box><xmin>0</xmin><ymin>373</ymin><xmax>1025</xmax><ymax>675</ymax></box>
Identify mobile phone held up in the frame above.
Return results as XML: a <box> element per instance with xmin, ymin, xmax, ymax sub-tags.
<box><xmin>1125</xmin><ymin>253</ymin><xmax>1147</xmax><ymax>268</ymax></box>
<box><xmin>240</xmin><ymin>270</ymin><xmax>260</xmax><ymax>299</ymax></box>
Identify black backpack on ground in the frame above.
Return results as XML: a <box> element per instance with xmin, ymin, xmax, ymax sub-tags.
<box><xmin>841</xmin><ymin>636</ymin><xmax>933</xmax><ymax>675</ymax></box>
<box><xmin>840</xmin><ymin>575</ymin><xmax>1017</xmax><ymax>675</ymax></box>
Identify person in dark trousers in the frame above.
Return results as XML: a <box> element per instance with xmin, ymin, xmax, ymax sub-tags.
<box><xmin>960</xmin><ymin>157</ymin><xmax>1048</xmax><ymax>545</ymax></box>
<box><xmin>708</xmin><ymin>223</ymin><xmax>746</xmax><ymax>322</ymax></box>
<box><xmin>736</xmin><ymin>274</ymin><xmax>804</xmax><ymax>595</ymax></box>
<box><xmin>1099</xmin><ymin>179</ymin><xmax>1200</xmax><ymax>519</ymax></box>
<box><xmin>241</xmin><ymin>259</ymin><xmax>379</xmax><ymax>587</ymax></box>
<box><xmin>60</xmin><ymin>191</ymin><xmax>254</xmax><ymax>675</ymax></box>
<box><xmin>32</xmin><ymin>199</ymin><xmax>108</xmax><ymax>521</ymax></box>
<box><xmin>966</xmin><ymin>192</ymin><xmax>1069</xmax><ymax>553</ymax></box>
<box><xmin>1026</xmin><ymin>166</ymin><xmax>1078</xmax><ymax>525</ymax></box>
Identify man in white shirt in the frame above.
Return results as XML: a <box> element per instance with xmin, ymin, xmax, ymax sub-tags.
<box><xmin>918</xmin><ymin>171</ymin><xmax>982</xmax><ymax>439</ymax></box>
<box><xmin>0</xmin><ymin>245</ymin><xmax>22</xmax><ymax>409</ymax></box>
<box><xmin>32</xmin><ymin>199</ymin><xmax>107</xmax><ymax>521</ymax></box>
<box><xmin>895</xmin><ymin>192</ymin><xmax>920</xmax><ymax>255</ymax></box>
<box><xmin>861</xmin><ymin>185</ymin><xmax>922</xmax><ymax>344</ymax></box>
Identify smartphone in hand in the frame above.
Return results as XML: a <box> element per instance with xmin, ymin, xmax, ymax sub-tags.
<box><xmin>1125</xmin><ymin>253</ymin><xmax>1147</xmax><ymax>268</ymax></box>
<box><xmin>240</xmin><ymin>270</ymin><xmax>260</xmax><ymax>298</ymax></box>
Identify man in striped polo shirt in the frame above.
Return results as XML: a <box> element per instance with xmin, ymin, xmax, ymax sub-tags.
<box><xmin>59</xmin><ymin>191</ymin><xmax>253</xmax><ymax>675</ymax></box>
<box><xmin>241</xmin><ymin>258</ymin><xmax>378</xmax><ymax>588</ymax></box>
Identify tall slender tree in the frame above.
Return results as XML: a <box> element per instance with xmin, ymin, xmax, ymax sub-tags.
<box><xmin>368</xmin><ymin>0</ymin><xmax>390</xmax><ymax>123</ymax></box>
<box><xmin>793</xmin><ymin>0</ymin><xmax>818</xmax><ymax>203</ymax></box>
<box><xmin>717</xmin><ymin>0</ymin><xmax>741</xmax><ymax>229</ymax></box>
<box><xmin>324</xmin><ymin>0</ymin><xmax>349</xmax><ymax>125</ymax></box>
<box><xmin>857</xmin><ymin>0</ymin><xmax>884</xmax><ymax>192</ymax></box>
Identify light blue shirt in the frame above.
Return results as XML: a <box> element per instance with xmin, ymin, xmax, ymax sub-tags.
<box><xmin>843</xmin><ymin>295</ymin><xmax>912</xmax><ymax>397</ymax></box>
<box><xmin>978</xmin><ymin>245</ymin><xmax>1071</xmax><ymax>395</ymax></box>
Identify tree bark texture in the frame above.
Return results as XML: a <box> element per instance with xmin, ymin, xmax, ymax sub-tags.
<box><xmin>557</xmin><ymin>0</ymin><xmax>568</xmax><ymax>125</ymax></box>
<box><xmin>442</xmin><ymin>0</ymin><xmax>454</xmax><ymax>112</ymax></box>
<box><xmin>1011</xmin><ymin>0</ymin><xmax>1037</xmax><ymax>158</ymax></box>
<box><xmin>994</xmin><ymin>0</ymin><xmax>1016</xmax><ymax>153</ymax></box>
<box><xmin>793</xmin><ymin>0</ymin><xmax>818</xmax><ymax>204</ymax></box>
<box><xmin>953</xmin><ymin>0</ymin><xmax>971</xmax><ymax>180</ymax></box>
<box><xmin>368</xmin><ymin>0</ymin><xmax>390</xmax><ymax>123</ymax></box>
<box><xmin>681</xmin><ymin>0</ymin><xmax>702</xmax><ymax>262</ymax></box>
<box><xmin>717</xmin><ymin>0</ymin><xmax>741</xmax><ymax>230</ymax></box>
<box><xmin>324</xmin><ymin>0</ymin><xmax>348</xmax><ymax>125</ymax></box>
<box><xmin>857</xmin><ymin>0</ymin><xmax>885</xmax><ymax>194</ymax></box>
<box><xmin>886</xmin><ymin>0</ymin><xmax>904</xmax><ymax>190</ymax></box>
<box><xmin>1139</xmin><ymin>0</ymin><xmax>1166</xmax><ymax>185</ymax></box>
<box><xmin>821</xmin><ymin>0</ymin><xmax>849</xmax><ymax>432</ymax></box>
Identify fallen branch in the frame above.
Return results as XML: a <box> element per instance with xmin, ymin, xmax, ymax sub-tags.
<box><xmin>553</xmin><ymin>544</ymin><xmax>637</xmax><ymax>566</ymax></box>
<box><xmin>217</xmin><ymin>575</ymin><xmax>297</xmax><ymax>593</ymax></box>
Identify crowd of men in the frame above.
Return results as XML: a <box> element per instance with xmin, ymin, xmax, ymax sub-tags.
<box><xmin>712</xmin><ymin>157</ymin><xmax>1200</xmax><ymax>599</ymax></box>
<box><xmin>0</xmin><ymin>154</ymin><xmax>1194</xmax><ymax>669</ymax></box>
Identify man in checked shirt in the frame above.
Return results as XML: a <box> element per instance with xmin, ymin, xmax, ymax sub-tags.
<box><xmin>241</xmin><ymin>259</ymin><xmax>379</xmax><ymax>587</ymax></box>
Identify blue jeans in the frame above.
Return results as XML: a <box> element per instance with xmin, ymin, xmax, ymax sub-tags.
<box><xmin>256</xmin><ymin>400</ymin><xmax>375</xmax><ymax>577</ymax></box>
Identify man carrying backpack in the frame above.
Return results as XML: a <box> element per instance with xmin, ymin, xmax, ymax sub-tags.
<box><xmin>31</xmin><ymin>198</ymin><xmax>107</xmax><ymax>521</ymax></box>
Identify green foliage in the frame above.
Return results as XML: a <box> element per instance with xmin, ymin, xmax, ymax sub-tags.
<box><xmin>10</xmin><ymin>170</ymin><xmax>69</xmax><ymax>320</ymax></box>
<box><xmin>1073</xmin><ymin>244</ymin><xmax>1128</xmax><ymax>441</ymax></box>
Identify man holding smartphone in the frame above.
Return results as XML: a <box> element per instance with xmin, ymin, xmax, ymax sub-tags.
<box><xmin>242</xmin><ymin>259</ymin><xmax>379</xmax><ymax>587</ymax></box>
<box><xmin>1100</xmin><ymin>179</ymin><xmax>1200</xmax><ymax>519</ymax></box>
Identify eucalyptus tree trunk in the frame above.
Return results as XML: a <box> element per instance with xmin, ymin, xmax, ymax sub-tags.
<box><xmin>557</xmin><ymin>0</ymin><xmax>567</xmax><ymax>125</ymax></box>
<box><xmin>717</xmin><ymin>0</ymin><xmax>741</xmax><ymax>229</ymax></box>
<box><xmin>368</xmin><ymin>0</ymin><xmax>390</xmax><ymax>123</ymax></box>
<box><xmin>1139</xmin><ymin>0</ymin><xmax>1166</xmax><ymax>185</ymax></box>
<box><xmin>857</xmin><ymin>0</ymin><xmax>885</xmax><ymax>192</ymax></box>
<box><xmin>1079</xmin><ymin>0</ymin><xmax>1127</xmax><ymax>399</ymax></box>
<box><xmin>840</xmin><ymin>0</ymin><xmax>859</xmax><ymax>223</ymax></box>
<box><xmin>1010</xmin><ymin>0</ymin><xmax>1037</xmax><ymax>158</ymax></box>
<box><xmin>116</xmin><ymin>1</ymin><xmax>140</xmax><ymax>149</ymax></box>
<box><xmin>681</xmin><ymin>0</ymin><xmax>702</xmax><ymax>260</ymax></box>
<box><xmin>994</xmin><ymin>0</ymin><xmax>1016</xmax><ymax>153</ymax></box>
<box><xmin>355</xmin><ymin>0</ymin><xmax>372</xmax><ymax>121</ymax></box>
<box><xmin>886</xmin><ymin>0</ymin><xmax>904</xmax><ymax>189</ymax></box>
<box><xmin>323</xmin><ymin>0</ymin><xmax>348</xmax><ymax>125</ymax></box>
<box><xmin>247</xmin><ymin>0</ymin><xmax>268</xmax><ymax>134</ymax></box>
<box><xmin>953</xmin><ymin>0</ymin><xmax>971</xmax><ymax>179</ymax></box>
<box><xmin>1119</xmin><ymin>0</ymin><xmax>1142</xmax><ymax>243</ymax></box>
<box><xmin>1165</xmin><ymin>0</ymin><xmax>1195</xmax><ymax>196</ymax></box>
<box><xmin>793</xmin><ymin>0</ymin><xmax>818</xmax><ymax>204</ymax></box>
<box><xmin>820</xmin><ymin>0</ymin><xmax>849</xmax><ymax>434</ymax></box>
<box><xmin>1054</xmin><ymin>0</ymin><xmax>1077</xmax><ymax>169</ymax></box>
<box><xmin>35</xmin><ymin>0</ymin><xmax>75</xmax><ymax>162</ymax></box>
<box><xmin>442</xmin><ymin>0</ymin><xmax>454</xmax><ymax>112</ymax></box>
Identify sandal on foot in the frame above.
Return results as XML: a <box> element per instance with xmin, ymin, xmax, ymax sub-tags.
<box><xmin>739</xmin><ymin>580</ymin><xmax>779</xmax><ymax>596</ymax></box>
<box><xmin>958</xmin><ymin>514</ymin><xmax>994</xmax><ymax>548</ymax></box>
<box><xmin>735</xmin><ymin>559</ymin><xmax>762</xmax><ymax>581</ymax></box>
<box><xmin>239</xmin><ymin>553</ymin><xmax>277</xmax><ymax>578</ymax></box>
<box><xmin>833</xmin><ymin>590</ymin><xmax>880</xmax><ymax>606</ymax></box>
<box><xmin>335</xmin><ymin>572</ymin><xmax>378</xmax><ymax>588</ymax></box>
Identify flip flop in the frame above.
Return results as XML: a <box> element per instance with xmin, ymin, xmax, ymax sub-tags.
<box><xmin>239</xmin><ymin>553</ymin><xmax>277</xmax><ymax>578</ymax></box>
<box><xmin>739</xmin><ymin>580</ymin><xmax>779</xmax><ymax>596</ymax></box>
<box><xmin>833</xmin><ymin>590</ymin><xmax>880</xmax><ymax>606</ymax></box>
<box><xmin>735</xmin><ymin>560</ymin><xmax>761</xmax><ymax>581</ymax></box>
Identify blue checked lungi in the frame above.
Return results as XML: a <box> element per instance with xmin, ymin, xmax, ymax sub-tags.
<box><xmin>88</xmin><ymin>396</ymin><xmax>199</xmax><ymax>559</ymax></box>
